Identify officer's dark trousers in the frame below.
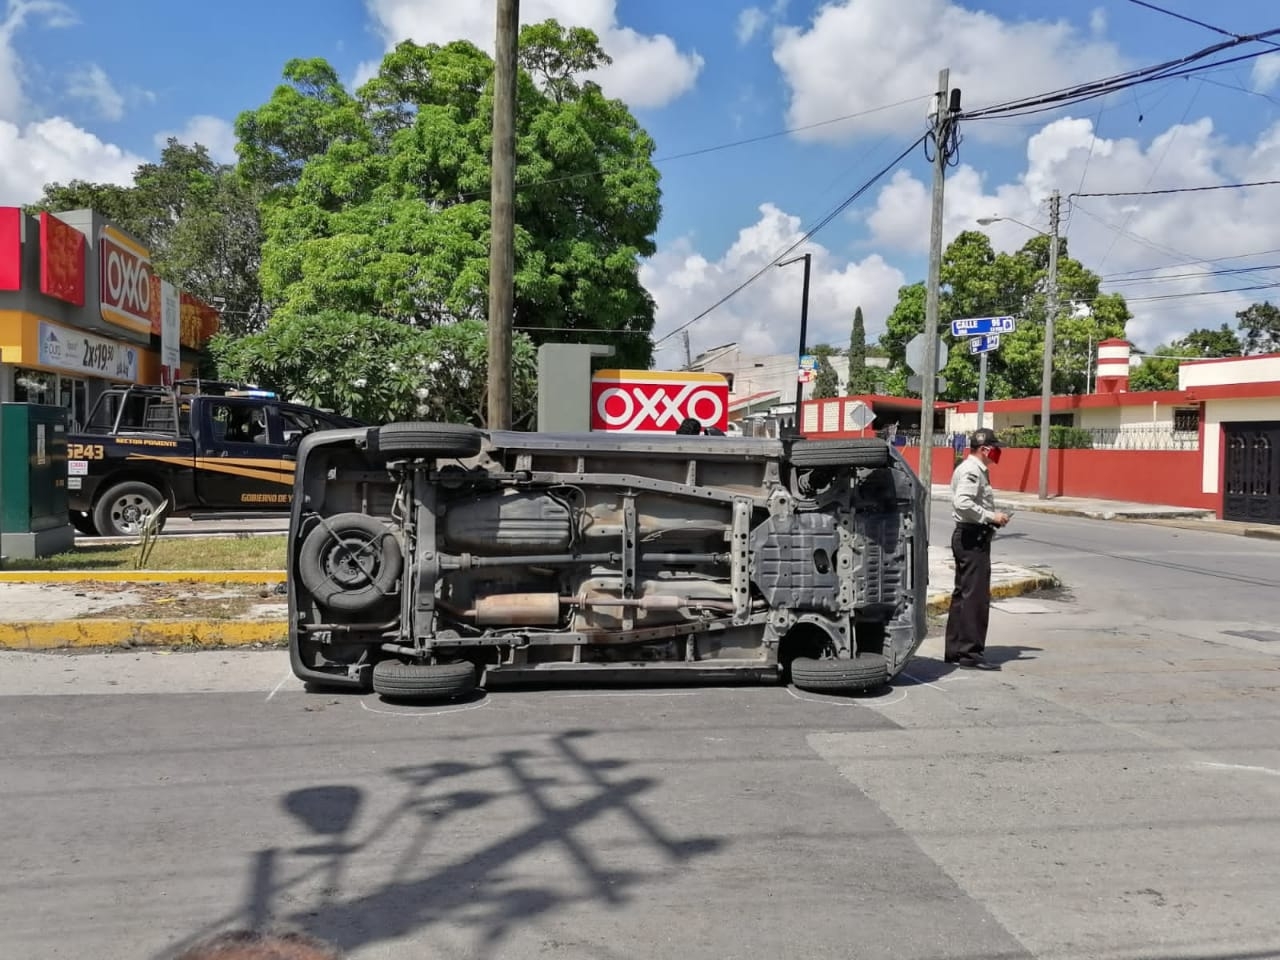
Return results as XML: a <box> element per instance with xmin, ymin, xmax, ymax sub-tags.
<box><xmin>945</xmin><ymin>523</ymin><xmax>992</xmax><ymax>661</ymax></box>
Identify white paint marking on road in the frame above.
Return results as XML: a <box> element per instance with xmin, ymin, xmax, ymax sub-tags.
<box><xmin>265</xmin><ymin>670</ymin><xmax>292</xmax><ymax>702</ymax></box>
<box><xmin>358</xmin><ymin>697</ymin><xmax>492</xmax><ymax>718</ymax></box>
<box><xmin>900</xmin><ymin>670</ymin><xmax>969</xmax><ymax>691</ymax></box>
<box><xmin>785</xmin><ymin>686</ymin><xmax>896</xmax><ymax>708</ymax></box>
<box><xmin>1195</xmin><ymin>761</ymin><xmax>1280</xmax><ymax>777</ymax></box>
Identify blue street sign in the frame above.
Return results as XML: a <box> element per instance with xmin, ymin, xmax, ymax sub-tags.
<box><xmin>969</xmin><ymin>333</ymin><xmax>1001</xmax><ymax>355</ymax></box>
<box><xmin>951</xmin><ymin>315</ymin><xmax>1016</xmax><ymax>337</ymax></box>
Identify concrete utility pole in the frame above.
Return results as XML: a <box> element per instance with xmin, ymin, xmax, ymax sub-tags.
<box><xmin>1038</xmin><ymin>189</ymin><xmax>1061</xmax><ymax>500</ymax></box>
<box><xmin>919</xmin><ymin>68</ymin><xmax>958</xmax><ymax>530</ymax></box>
<box><xmin>487</xmin><ymin>0</ymin><xmax>519</xmax><ymax>431</ymax></box>
<box><xmin>777</xmin><ymin>253</ymin><xmax>813</xmax><ymax>429</ymax></box>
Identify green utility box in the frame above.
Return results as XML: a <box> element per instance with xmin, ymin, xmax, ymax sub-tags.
<box><xmin>1</xmin><ymin>403</ymin><xmax>74</xmax><ymax>560</ymax></box>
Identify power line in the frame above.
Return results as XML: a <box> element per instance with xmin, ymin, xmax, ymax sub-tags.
<box><xmin>1101</xmin><ymin>246</ymin><xmax>1280</xmax><ymax>278</ymax></box>
<box><xmin>449</xmin><ymin>95</ymin><xmax>929</xmax><ymax>201</ymax></box>
<box><xmin>1104</xmin><ymin>263</ymin><xmax>1280</xmax><ymax>284</ymax></box>
<box><xmin>651</xmin><ymin>133</ymin><xmax>928</xmax><ymax>348</ymax></box>
<box><xmin>1073</xmin><ymin>178</ymin><xmax>1280</xmax><ymax>198</ymax></box>
<box><xmin>1124</xmin><ymin>0</ymin><xmax>1280</xmax><ymax>50</ymax></box>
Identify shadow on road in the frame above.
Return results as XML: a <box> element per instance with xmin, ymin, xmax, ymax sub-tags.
<box><xmin>159</xmin><ymin>729</ymin><xmax>724</xmax><ymax>958</ymax></box>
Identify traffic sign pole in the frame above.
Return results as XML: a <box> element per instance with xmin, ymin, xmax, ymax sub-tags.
<box><xmin>977</xmin><ymin>350</ymin><xmax>987</xmax><ymax>426</ymax></box>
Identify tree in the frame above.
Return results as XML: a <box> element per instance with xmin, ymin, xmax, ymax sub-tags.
<box><xmin>847</xmin><ymin>305</ymin><xmax>871</xmax><ymax>394</ymax></box>
<box><xmin>30</xmin><ymin>141</ymin><xmax>266</xmax><ymax>336</ymax></box>
<box><xmin>1128</xmin><ymin>345</ymin><xmax>1180</xmax><ymax>392</ymax></box>
<box><xmin>878</xmin><ymin>231</ymin><xmax>1130</xmax><ymax>400</ymax></box>
<box><xmin>1128</xmin><ymin>324</ymin><xmax>1244</xmax><ymax>393</ymax></box>
<box><xmin>810</xmin><ymin>344</ymin><xmax>840</xmax><ymax>399</ymax></box>
<box><xmin>1236</xmin><ymin>302</ymin><xmax>1280</xmax><ymax>355</ymax></box>
<box><xmin>237</xmin><ymin>23</ymin><xmax>662</xmax><ymax>366</ymax></box>
<box><xmin>209</xmin><ymin>313</ymin><xmax>538</xmax><ymax>426</ymax></box>
<box><xmin>1182</xmin><ymin>323</ymin><xmax>1242</xmax><ymax>358</ymax></box>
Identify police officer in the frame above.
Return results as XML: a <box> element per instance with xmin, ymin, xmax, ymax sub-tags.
<box><xmin>945</xmin><ymin>428</ymin><xmax>1010</xmax><ymax>669</ymax></box>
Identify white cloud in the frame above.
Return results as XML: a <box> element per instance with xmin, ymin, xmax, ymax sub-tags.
<box><xmin>736</xmin><ymin>7</ymin><xmax>767</xmax><ymax>45</ymax></box>
<box><xmin>0</xmin><ymin>116</ymin><xmax>141</xmax><ymax>203</ymax></box>
<box><xmin>771</xmin><ymin>0</ymin><xmax>1126</xmax><ymax>142</ymax></box>
<box><xmin>360</xmin><ymin>0</ymin><xmax>703</xmax><ymax>109</ymax></box>
<box><xmin>0</xmin><ymin>0</ymin><xmax>77</xmax><ymax>122</ymax></box>
<box><xmin>865</xmin><ymin>113</ymin><xmax>1280</xmax><ymax>350</ymax></box>
<box><xmin>641</xmin><ymin>203</ymin><xmax>907</xmax><ymax>360</ymax></box>
<box><xmin>1251</xmin><ymin>51</ymin><xmax>1280</xmax><ymax>94</ymax></box>
<box><xmin>66</xmin><ymin>64</ymin><xmax>124</xmax><ymax>121</ymax></box>
<box><xmin>154</xmin><ymin>115</ymin><xmax>237</xmax><ymax>164</ymax></box>
<box><xmin>1089</xmin><ymin>6</ymin><xmax>1107</xmax><ymax>37</ymax></box>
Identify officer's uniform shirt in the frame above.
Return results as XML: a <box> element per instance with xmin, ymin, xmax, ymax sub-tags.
<box><xmin>951</xmin><ymin>454</ymin><xmax>997</xmax><ymax>526</ymax></box>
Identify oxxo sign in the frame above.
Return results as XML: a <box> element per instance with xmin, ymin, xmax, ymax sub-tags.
<box><xmin>590</xmin><ymin>370</ymin><xmax>729</xmax><ymax>433</ymax></box>
<box><xmin>99</xmin><ymin>226</ymin><xmax>156</xmax><ymax>334</ymax></box>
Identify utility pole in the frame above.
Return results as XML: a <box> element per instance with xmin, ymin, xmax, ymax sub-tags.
<box><xmin>778</xmin><ymin>253</ymin><xmax>812</xmax><ymax>430</ymax></box>
<box><xmin>976</xmin><ymin>351</ymin><xmax>987</xmax><ymax>427</ymax></box>
<box><xmin>681</xmin><ymin>330</ymin><xmax>692</xmax><ymax>370</ymax></box>
<box><xmin>1037</xmin><ymin>189</ymin><xmax>1061</xmax><ymax>499</ymax></box>
<box><xmin>487</xmin><ymin>0</ymin><xmax>519</xmax><ymax>431</ymax></box>
<box><xmin>919</xmin><ymin>68</ymin><xmax>958</xmax><ymax>530</ymax></box>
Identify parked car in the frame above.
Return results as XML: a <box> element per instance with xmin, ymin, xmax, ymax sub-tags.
<box><xmin>286</xmin><ymin>423</ymin><xmax>928</xmax><ymax>699</ymax></box>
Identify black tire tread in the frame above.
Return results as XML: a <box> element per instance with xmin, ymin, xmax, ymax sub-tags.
<box><xmin>791</xmin><ymin>653</ymin><xmax>889</xmax><ymax>693</ymax></box>
<box><xmin>371</xmin><ymin>660</ymin><xmax>477</xmax><ymax>700</ymax></box>
<box><xmin>92</xmin><ymin>480</ymin><xmax>166</xmax><ymax>538</ymax></box>
<box><xmin>373</xmin><ymin>422</ymin><xmax>483</xmax><ymax>459</ymax></box>
<box><xmin>789</xmin><ymin>438</ymin><xmax>892</xmax><ymax>469</ymax></box>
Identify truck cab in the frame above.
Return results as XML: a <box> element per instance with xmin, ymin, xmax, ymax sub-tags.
<box><xmin>68</xmin><ymin>380</ymin><xmax>363</xmax><ymax>537</ymax></box>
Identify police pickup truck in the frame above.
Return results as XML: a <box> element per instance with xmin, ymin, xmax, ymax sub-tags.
<box><xmin>68</xmin><ymin>380</ymin><xmax>363</xmax><ymax>537</ymax></box>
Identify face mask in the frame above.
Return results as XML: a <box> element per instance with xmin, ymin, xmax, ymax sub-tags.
<box><xmin>986</xmin><ymin>446</ymin><xmax>1002</xmax><ymax>464</ymax></box>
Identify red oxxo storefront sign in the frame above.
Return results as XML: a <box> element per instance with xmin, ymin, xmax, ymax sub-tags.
<box><xmin>590</xmin><ymin>370</ymin><xmax>729</xmax><ymax>433</ymax></box>
<box><xmin>99</xmin><ymin>225</ymin><xmax>156</xmax><ymax>335</ymax></box>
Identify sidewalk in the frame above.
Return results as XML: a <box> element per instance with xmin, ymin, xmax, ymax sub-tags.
<box><xmin>0</xmin><ymin>547</ymin><xmax>1057</xmax><ymax>650</ymax></box>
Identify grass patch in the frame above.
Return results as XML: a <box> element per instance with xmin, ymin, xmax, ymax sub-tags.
<box><xmin>3</xmin><ymin>535</ymin><xmax>287</xmax><ymax>571</ymax></box>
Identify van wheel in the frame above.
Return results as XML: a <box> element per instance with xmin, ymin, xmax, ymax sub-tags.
<box><xmin>297</xmin><ymin>512</ymin><xmax>403</xmax><ymax>613</ymax></box>
<box><xmin>366</xmin><ymin>422</ymin><xmax>483</xmax><ymax>461</ymax></box>
<box><xmin>371</xmin><ymin>660</ymin><xmax>478</xmax><ymax>701</ymax></box>
<box><xmin>789</xmin><ymin>438</ymin><xmax>892</xmax><ymax>469</ymax></box>
<box><xmin>93</xmin><ymin>481</ymin><xmax>166</xmax><ymax>538</ymax></box>
<box><xmin>790</xmin><ymin>653</ymin><xmax>889</xmax><ymax>694</ymax></box>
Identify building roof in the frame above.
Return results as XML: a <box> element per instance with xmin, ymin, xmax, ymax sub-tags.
<box><xmin>949</xmin><ymin>379</ymin><xmax>1280</xmax><ymax>414</ymax></box>
<box><xmin>729</xmin><ymin>389</ymin><xmax>782</xmax><ymax>412</ymax></box>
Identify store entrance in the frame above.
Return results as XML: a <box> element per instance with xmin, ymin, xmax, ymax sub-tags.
<box><xmin>12</xmin><ymin>368</ymin><xmax>91</xmax><ymax>431</ymax></box>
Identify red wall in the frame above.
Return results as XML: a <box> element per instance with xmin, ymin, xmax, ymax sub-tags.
<box><xmin>894</xmin><ymin>445</ymin><xmax>1214</xmax><ymax>510</ymax></box>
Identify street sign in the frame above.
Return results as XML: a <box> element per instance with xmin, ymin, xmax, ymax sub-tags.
<box><xmin>905</xmin><ymin>333</ymin><xmax>949</xmax><ymax>375</ymax></box>
<box><xmin>798</xmin><ymin>354</ymin><xmax>818</xmax><ymax>383</ymax></box>
<box><xmin>846</xmin><ymin>400</ymin><xmax>874</xmax><ymax>430</ymax></box>
<box><xmin>907</xmin><ymin>374</ymin><xmax>947</xmax><ymax>395</ymax></box>
<box><xmin>951</xmin><ymin>315</ymin><xmax>1016</xmax><ymax>337</ymax></box>
<box><xmin>969</xmin><ymin>333</ymin><xmax>1001</xmax><ymax>355</ymax></box>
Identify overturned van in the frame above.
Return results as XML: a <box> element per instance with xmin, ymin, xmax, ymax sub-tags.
<box><xmin>286</xmin><ymin>423</ymin><xmax>929</xmax><ymax>700</ymax></box>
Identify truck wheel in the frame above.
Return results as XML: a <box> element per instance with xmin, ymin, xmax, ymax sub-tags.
<box><xmin>92</xmin><ymin>481</ymin><xmax>166</xmax><ymax>538</ymax></box>
<box><xmin>371</xmin><ymin>660</ymin><xmax>477</xmax><ymax>701</ymax></box>
<box><xmin>368</xmin><ymin>422</ymin><xmax>483</xmax><ymax>460</ymax></box>
<box><xmin>297</xmin><ymin>512</ymin><xmax>403</xmax><ymax>613</ymax></box>
<box><xmin>789</xmin><ymin>438</ymin><xmax>892</xmax><ymax>469</ymax></box>
<box><xmin>791</xmin><ymin>653</ymin><xmax>889</xmax><ymax>694</ymax></box>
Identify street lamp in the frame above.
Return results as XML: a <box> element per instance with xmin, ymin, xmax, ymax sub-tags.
<box><xmin>975</xmin><ymin>190</ymin><xmax>1061</xmax><ymax>500</ymax></box>
<box><xmin>777</xmin><ymin>253</ymin><xmax>812</xmax><ymax>434</ymax></box>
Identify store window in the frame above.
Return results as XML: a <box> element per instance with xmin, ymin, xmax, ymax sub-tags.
<box><xmin>59</xmin><ymin>377</ymin><xmax>88</xmax><ymax>431</ymax></box>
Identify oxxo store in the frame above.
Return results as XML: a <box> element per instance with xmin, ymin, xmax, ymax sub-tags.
<box><xmin>0</xmin><ymin>206</ymin><xmax>221</xmax><ymax>425</ymax></box>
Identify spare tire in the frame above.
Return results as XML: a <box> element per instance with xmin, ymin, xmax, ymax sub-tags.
<box><xmin>367</xmin><ymin>422</ymin><xmax>483</xmax><ymax>461</ymax></box>
<box><xmin>791</xmin><ymin>653</ymin><xmax>889</xmax><ymax>694</ymax></box>
<box><xmin>789</xmin><ymin>438</ymin><xmax>892</xmax><ymax>469</ymax></box>
<box><xmin>297</xmin><ymin>512</ymin><xmax>403</xmax><ymax>613</ymax></box>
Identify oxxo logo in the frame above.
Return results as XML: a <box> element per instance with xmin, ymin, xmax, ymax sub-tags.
<box><xmin>590</xmin><ymin>372</ymin><xmax>729</xmax><ymax>433</ymax></box>
<box><xmin>99</xmin><ymin>231</ymin><xmax>154</xmax><ymax>327</ymax></box>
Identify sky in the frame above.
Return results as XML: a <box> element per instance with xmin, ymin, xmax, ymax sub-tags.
<box><xmin>2</xmin><ymin>0</ymin><xmax>1280</xmax><ymax>368</ymax></box>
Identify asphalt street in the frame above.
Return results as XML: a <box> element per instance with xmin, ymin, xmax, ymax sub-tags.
<box><xmin>2</xmin><ymin>513</ymin><xmax>1279</xmax><ymax>960</ymax></box>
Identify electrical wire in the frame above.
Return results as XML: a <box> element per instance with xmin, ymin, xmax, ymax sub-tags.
<box><xmin>1101</xmin><ymin>246</ymin><xmax>1280</xmax><ymax>278</ymax></box>
<box><xmin>1073</xmin><ymin>178</ymin><xmax>1280</xmax><ymax>197</ymax></box>
<box><xmin>1124</xmin><ymin>0</ymin><xmax>1280</xmax><ymax>50</ymax></box>
<box><xmin>651</xmin><ymin>133</ymin><xmax>928</xmax><ymax>348</ymax></box>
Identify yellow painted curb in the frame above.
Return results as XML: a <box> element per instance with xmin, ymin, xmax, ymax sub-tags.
<box><xmin>925</xmin><ymin>573</ymin><xmax>1059</xmax><ymax>616</ymax></box>
<box><xmin>0</xmin><ymin>619</ymin><xmax>286</xmax><ymax>651</ymax></box>
<box><xmin>0</xmin><ymin>570</ymin><xmax>286</xmax><ymax>584</ymax></box>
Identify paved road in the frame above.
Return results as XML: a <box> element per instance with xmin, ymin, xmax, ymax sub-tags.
<box><xmin>2</xmin><ymin>514</ymin><xmax>1279</xmax><ymax>960</ymax></box>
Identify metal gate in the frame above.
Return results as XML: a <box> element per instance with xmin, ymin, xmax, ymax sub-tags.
<box><xmin>1223</xmin><ymin>421</ymin><xmax>1280</xmax><ymax>525</ymax></box>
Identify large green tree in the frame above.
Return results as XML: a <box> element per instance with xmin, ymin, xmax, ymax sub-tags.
<box><xmin>29</xmin><ymin>141</ymin><xmax>266</xmax><ymax>336</ymax></box>
<box><xmin>237</xmin><ymin>22</ymin><xmax>661</xmax><ymax>366</ymax></box>
<box><xmin>1129</xmin><ymin>324</ymin><xmax>1245</xmax><ymax>392</ymax></box>
<box><xmin>847</xmin><ymin>305</ymin><xmax>871</xmax><ymax>394</ymax></box>
<box><xmin>878</xmin><ymin>231</ymin><xmax>1130</xmax><ymax>400</ymax></box>
<box><xmin>1236</xmin><ymin>302</ymin><xmax>1280</xmax><ymax>355</ymax></box>
<box><xmin>209</xmin><ymin>313</ymin><xmax>538</xmax><ymax>427</ymax></box>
